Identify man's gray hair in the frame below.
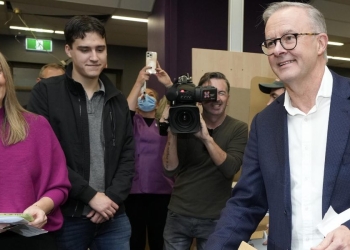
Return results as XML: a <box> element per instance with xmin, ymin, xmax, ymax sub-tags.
<box><xmin>262</xmin><ymin>2</ymin><xmax>328</xmax><ymax>59</ymax></box>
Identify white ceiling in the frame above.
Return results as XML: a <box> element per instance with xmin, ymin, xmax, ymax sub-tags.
<box><xmin>0</xmin><ymin>0</ymin><xmax>153</xmax><ymax>47</ymax></box>
<box><xmin>1</xmin><ymin>0</ymin><xmax>350</xmax><ymax>68</ymax></box>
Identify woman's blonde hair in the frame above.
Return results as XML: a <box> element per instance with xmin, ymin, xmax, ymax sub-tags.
<box><xmin>0</xmin><ymin>52</ymin><xmax>28</xmax><ymax>145</ymax></box>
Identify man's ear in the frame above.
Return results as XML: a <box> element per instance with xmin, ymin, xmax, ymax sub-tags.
<box><xmin>65</xmin><ymin>44</ymin><xmax>72</xmax><ymax>58</ymax></box>
<box><xmin>317</xmin><ymin>33</ymin><xmax>328</xmax><ymax>56</ymax></box>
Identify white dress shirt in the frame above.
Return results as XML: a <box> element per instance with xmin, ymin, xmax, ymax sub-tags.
<box><xmin>284</xmin><ymin>67</ymin><xmax>333</xmax><ymax>249</ymax></box>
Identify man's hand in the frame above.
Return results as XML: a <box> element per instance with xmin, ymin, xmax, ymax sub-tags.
<box><xmin>88</xmin><ymin>192</ymin><xmax>119</xmax><ymax>220</ymax></box>
<box><xmin>194</xmin><ymin>113</ymin><xmax>210</xmax><ymax>141</ymax></box>
<box><xmin>23</xmin><ymin>204</ymin><xmax>47</xmax><ymax>229</ymax></box>
<box><xmin>312</xmin><ymin>225</ymin><xmax>350</xmax><ymax>250</ymax></box>
<box><xmin>86</xmin><ymin>210</ymin><xmax>107</xmax><ymax>224</ymax></box>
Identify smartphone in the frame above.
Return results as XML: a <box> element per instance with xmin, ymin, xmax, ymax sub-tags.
<box><xmin>146</xmin><ymin>51</ymin><xmax>157</xmax><ymax>74</ymax></box>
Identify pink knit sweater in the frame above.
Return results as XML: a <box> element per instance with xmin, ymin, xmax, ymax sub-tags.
<box><xmin>0</xmin><ymin>107</ymin><xmax>71</xmax><ymax>231</ymax></box>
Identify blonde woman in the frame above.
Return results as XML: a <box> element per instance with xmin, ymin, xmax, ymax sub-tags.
<box><xmin>0</xmin><ymin>52</ymin><xmax>71</xmax><ymax>249</ymax></box>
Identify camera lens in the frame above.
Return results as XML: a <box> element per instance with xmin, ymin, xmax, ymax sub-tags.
<box><xmin>176</xmin><ymin>110</ymin><xmax>193</xmax><ymax>128</ymax></box>
<box><xmin>169</xmin><ymin>106</ymin><xmax>200</xmax><ymax>133</ymax></box>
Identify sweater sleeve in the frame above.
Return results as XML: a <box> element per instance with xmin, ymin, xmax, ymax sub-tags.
<box><xmin>217</xmin><ymin>119</ymin><xmax>248</xmax><ymax>179</ymax></box>
<box><xmin>30</xmin><ymin>115</ymin><xmax>71</xmax><ymax>211</ymax></box>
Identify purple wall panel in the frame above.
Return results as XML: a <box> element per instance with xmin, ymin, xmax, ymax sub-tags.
<box><xmin>243</xmin><ymin>0</ymin><xmax>311</xmax><ymax>53</ymax></box>
<box><xmin>176</xmin><ymin>0</ymin><xmax>228</xmax><ymax>80</ymax></box>
<box><xmin>148</xmin><ymin>0</ymin><xmax>228</xmax><ymax>97</ymax></box>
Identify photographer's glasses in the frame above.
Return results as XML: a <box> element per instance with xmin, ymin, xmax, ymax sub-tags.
<box><xmin>260</xmin><ymin>33</ymin><xmax>320</xmax><ymax>56</ymax></box>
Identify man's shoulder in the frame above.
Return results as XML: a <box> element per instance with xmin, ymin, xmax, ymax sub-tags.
<box><xmin>224</xmin><ymin>115</ymin><xmax>248</xmax><ymax>128</ymax></box>
<box><xmin>331</xmin><ymin>70</ymin><xmax>350</xmax><ymax>97</ymax></box>
<box><xmin>35</xmin><ymin>74</ymin><xmax>67</xmax><ymax>90</ymax></box>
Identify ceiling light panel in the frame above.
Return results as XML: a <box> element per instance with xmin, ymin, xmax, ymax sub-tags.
<box><xmin>112</xmin><ymin>15</ymin><xmax>148</xmax><ymax>23</ymax></box>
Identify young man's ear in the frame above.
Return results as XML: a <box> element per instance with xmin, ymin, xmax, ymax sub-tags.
<box><xmin>65</xmin><ymin>44</ymin><xmax>72</xmax><ymax>58</ymax></box>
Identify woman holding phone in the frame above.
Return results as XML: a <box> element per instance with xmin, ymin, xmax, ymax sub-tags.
<box><xmin>125</xmin><ymin>63</ymin><xmax>173</xmax><ymax>250</ymax></box>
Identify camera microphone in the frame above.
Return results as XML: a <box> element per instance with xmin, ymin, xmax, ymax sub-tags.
<box><xmin>165</xmin><ymin>85</ymin><xmax>178</xmax><ymax>102</ymax></box>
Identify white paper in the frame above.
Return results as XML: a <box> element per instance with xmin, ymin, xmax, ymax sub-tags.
<box><xmin>0</xmin><ymin>216</ymin><xmax>27</xmax><ymax>224</ymax></box>
<box><xmin>10</xmin><ymin>224</ymin><xmax>48</xmax><ymax>237</ymax></box>
<box><xmin>317</xmin><ymin>206</ymin><xmax>350</xmax><ymax>236</ymax></box>
<box><xmin>0</xmin><ymin>215</ymin><xmax>47</xmax><ymax>237</ymax></box>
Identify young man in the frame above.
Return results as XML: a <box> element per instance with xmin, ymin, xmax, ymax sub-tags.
<box><xmin>27</xmin><ymin>16</ymin><xmax>134</xmax><ymax>250</ymax></box>
<box><xmin>36</xmin><ymin>63</ymin><xmax>65</xmax><ymax>82</ymax></box>
<box><xmin>161</xmin><ymin>72</ymin><xmax>248</xmax><ymax>250</ymax></box>
<box><xmin>206</xmin><ymin>2</ymin><xmax>350</xmax><ymax>249</ymax></box>
<box><xmin>259</xmin><ymin>79</ymin><xmax>285</xmax><ymax>105</ymax></box>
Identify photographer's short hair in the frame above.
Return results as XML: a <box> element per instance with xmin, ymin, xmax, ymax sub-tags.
<box><xmin>64</xmin><ymin>15</ymin><xmax>106</xmax><ymax>48</ymax></box>
<box><xmin>198</xmin><ymin>72</ymin><xmax>230</xmax><ymax>93</ymax></box>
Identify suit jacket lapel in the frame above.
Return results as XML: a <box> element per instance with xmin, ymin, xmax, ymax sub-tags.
<box><xmin>274</xmin><ymin>96</ymin><xmax>292</xmax><ymax>209</ymax></box>
<box><xmin>322</xmin><ymin>72</ymin><xmax>350</xmax><ymax>216</ymax></box>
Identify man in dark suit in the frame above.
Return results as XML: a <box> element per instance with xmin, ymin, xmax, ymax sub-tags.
<box><xmin>206</xmin><ymin>2</ymin><xmax>350</xmax><ymax>250</ymax></box>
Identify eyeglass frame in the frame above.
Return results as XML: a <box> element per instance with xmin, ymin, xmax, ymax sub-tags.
<box><xmin>260</xmin><ymin>33</ymin><xmax>320</xmax><ymax>56</ymax></box>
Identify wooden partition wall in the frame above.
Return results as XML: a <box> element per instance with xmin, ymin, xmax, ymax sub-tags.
<box><xmin>192</xmin><ymin>48</ymin><xmax>277</xmax><ymax>128</ymax></box>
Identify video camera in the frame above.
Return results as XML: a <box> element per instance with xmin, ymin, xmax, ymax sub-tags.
<box><xmin>166</xmin><ymin>74</ymin><xmax>217</xmax><ymax>133</ymax></box>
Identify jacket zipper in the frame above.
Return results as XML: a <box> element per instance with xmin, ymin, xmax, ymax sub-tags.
<box><xmin>110</xmin><ymin>110</ymin><xmax>116</xmax><ymax>146</ymax></box>
<box><xmin>72</xmin><ymin>97</ymin><xmax>82</xmax><ymax>217</ymax></box>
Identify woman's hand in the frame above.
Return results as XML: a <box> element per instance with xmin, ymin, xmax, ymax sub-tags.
<box><xmin>155</xmin><ymin>62</ymin><xmax>173</xmax><ymax>88</ymax></box>
<box><xmin>135</xmin><ymin>66</ymin><xmax>152</xmax><ymax>87</ymax></box>
<box><xmin>23</xmin><ymin>204</ymin><xmax>47</xmax><ymax>229</ymax></box>
<box><xmin>23</xmin><ymin>197</ymin><xmax>54</xmax><ymax>229</ymax></box>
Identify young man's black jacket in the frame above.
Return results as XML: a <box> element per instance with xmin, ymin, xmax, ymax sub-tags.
<box><xmin>27</xmin><ymin>63</ymin><xmax>135</xmax><ymax>217</ymax></box>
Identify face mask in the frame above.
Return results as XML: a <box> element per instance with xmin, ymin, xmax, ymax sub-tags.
<box><xmin>138</xmin><ymin>93</ymin><xmax>157</xmax><ymax>112</ymax></box>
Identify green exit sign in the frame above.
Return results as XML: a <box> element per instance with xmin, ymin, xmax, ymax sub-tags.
<box><xmin>26</xmin><ymin>38</ymin><xmax>52</xmax><ymax>52</ymax></box>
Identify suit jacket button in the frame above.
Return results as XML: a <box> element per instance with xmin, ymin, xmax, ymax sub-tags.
<box><xmin>284</xmin><ymin>210</ymin><xmax>287</xmax><ymax>215</ymax></box>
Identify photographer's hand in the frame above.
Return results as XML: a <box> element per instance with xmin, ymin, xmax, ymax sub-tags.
<box><xmin>159</xmin><ymin>104</ymin><xmax>170</xmax><ymax>136</ymax></box>
<box><xmin>160</xmin><ymin>104</ymin><xmax>170</xmax><ymax>123</ymax></box>
<box><xmin>196</xmin><ymin>113</ymin><xmax>227</xmax><ymax>166</ymax></box>
<box><xmin>194</xmin><ymin>113</ymin><xmax>210</xmax><ymax>140</ymax></box>
<box><xmin>155</xmin><ymin>62</ymin><xmax>173</xmax><ymax>88</ymax></box>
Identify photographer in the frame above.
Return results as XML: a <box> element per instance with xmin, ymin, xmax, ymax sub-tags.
<box><xmin>162</xmin><ymin>72</ymin><xmax>248</xmax><ymax>250</ymax></box>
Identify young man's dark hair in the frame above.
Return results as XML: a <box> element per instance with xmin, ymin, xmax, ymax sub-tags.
<box><xmin>64</xmin><ymin>15</ymin><xmax>106</xmax><ymax>48</ymax></box>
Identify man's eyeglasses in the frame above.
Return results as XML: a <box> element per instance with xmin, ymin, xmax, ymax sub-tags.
<box><xmin>260</xmin><ymin>33</ymin><xmax>320</xmax><ymax>56</ymax></box>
